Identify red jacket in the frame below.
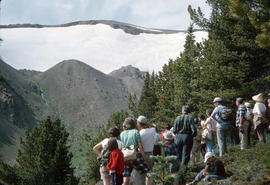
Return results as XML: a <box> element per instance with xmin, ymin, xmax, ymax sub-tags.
<box><xmin>106</xmin><ymin>149</ymin><xmax>124</xmax><ymax>175</ymax></box>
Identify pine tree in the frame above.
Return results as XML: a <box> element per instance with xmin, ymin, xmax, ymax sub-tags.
<box><xmin>107</xmin><ymin>110</ymin><xmax>129</xmax><ymax>129</ymax></box>
<box><xmin>188</xmin><ymin>0</ymin><xmax>270</xmax><ymax>111</ymax></box>
<box><xmin>173</xmin><ymin>25</ymin><xmax>202</xmax><ymax>113</ymax></box>
<box><xmin>128</xmin><ymin>93</ymin><xmax>139</xmax><ymax>119</ymax></box>
<box><xmin>154</xmin><ymin>25</ymin><xmax>202</xmax><ymax>124</ymax></box>
<box><xmin>138</xmin><ymin>72</ymin><xmax>157</xmax><ymax>121</ymax></box>
<box><xmin>154</xmin><ymin>60</ymin><xmax>178</xmax><ymax>124</ymax></box>
<box><xmin>17</xmin><ymin>117</ymin><xmax>76</xmax><ymax>185</ymax></box>
<box><xmin>229</xmin><ymin>0</ymin><xmax>270</xmax><ymax>48</ymax></box>
<box><xmin>0</xmin><ymin>160</ymin><xmax>19</xmax><ymax>185</ymax></box>
<box><xmin>147</xmin><ymin>142</ymin><xmax>178</xmax><ymax>185</ymax></box>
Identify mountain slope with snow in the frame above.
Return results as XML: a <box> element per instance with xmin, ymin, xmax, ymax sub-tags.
<box><xmin>0</xmin><ymin>20</ymin><xmax>207</xmax><ymax>74</ymax></box>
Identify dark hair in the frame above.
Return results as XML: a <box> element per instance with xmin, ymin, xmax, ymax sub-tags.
<box><xmin>182</xmin><ymin>105</ymin><xmax>190</xmax><ymax>114</ymax></box>
<box><xmin>137</xmin><ymin>121</ymin><xmax>147</xmax><ymax>128</ymax></box>
<box><xmin>197</xmin><ymin>113</ymin><xmax>206</xmax><ymax>120</ymax></box>
<box><xmin>236</xmin><ymin>97</ymin><xmax>244</xmax><ymax>104</ymax></box>
<box><xmin>206</xmin><ymin>109</ymin><xmax>212</xmax><ymax>116</ymax></box>
<box><xmin>107</xmin><ymin>138</ymin><xmax>118</xmax><ymax>151</ymax></box>
<box><xmin>108</xmin><ymin>126</ymin><xmax>120</xmax><ymax>137</ymax></box>
<box><xmin>165</xmin><ymin>123</ymin><xmax>172</xmax><ymax>130</ymax></box>
<box><xmin>123</xmin><ymin>117</ymin><xmax>136</xmax><ymax>130</ymax></box>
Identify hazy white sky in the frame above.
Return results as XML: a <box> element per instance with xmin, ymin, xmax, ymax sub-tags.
<box><xmin>0</xmin><ymin>0</ymin><xmax>211</xmax><ymax>30</ymax></box>
<box><xmin>0</xmin><ymin>0</ymin><xmax>211</xmax><ymax>73</ymax></box>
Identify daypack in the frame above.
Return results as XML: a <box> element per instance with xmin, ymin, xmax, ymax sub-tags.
<box><xmin>220</xmin><ymin>108</ymin><xmax>233</xmax><ymax>121</ymax></box>
<box><xmin>122</xmin><ymin>145</ymin><xmax>137</xmax><ymax>161</ymax></box>
<box><xmin>244</xmin><ymin>109</ymin><xmax>253</xmax><ymax>121</ymax></box>
<box><xmin>97</xmin><ymin>146</ymin><xmax>111</xmax><ymax>166</ymax></box>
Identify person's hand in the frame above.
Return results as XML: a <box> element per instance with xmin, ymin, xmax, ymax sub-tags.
<box><xmin>203</xmin><ymin>171</ymin><xmax>208</xmax><ymax>176</ymax></box>
<box><xmin>239</xmin><ymin>124</ymin><xmax>243</xmax><ymax>128</ymax></box>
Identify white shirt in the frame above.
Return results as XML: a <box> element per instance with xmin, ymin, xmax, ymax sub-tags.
<box><xmin>101</xmin><ymin>138</ymin><xmax>122</xmax><ymax>149</ymax></box>
<box><xmin>205</xmin><ymin>117</ymin><xmax>217</xmax><ymax>131</ymax></box>
<box><xmin>253</xmin><ymin>102</ymin><xmax>266</xmax><ymax>117</ymax></box>
<box><xmin>140</xmin><ymin>127</ymin><xmax>156</xmax><ymax>152</ymax></box>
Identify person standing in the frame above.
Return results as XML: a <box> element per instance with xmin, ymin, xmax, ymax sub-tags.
<box><xmin>120</xmin><ymin>118</ymin><xmax>149</xmax><ymax>185</ymax></box>
<box><xmin>252</xmin><ymin>93</ymin><xmax>267</xmax><ymax>143</ymax></box>
<box><xmin>265</xmin><ymin>94</ymin><xmax>270</xmax><ymax>141</ymax></box>
<box><xmin>93</xmin><ymin>126</ymin><xmax>122</xmax><ymax>185</ymax></box>
<box><xmin>235</xmin><ymin>98</ymin><xmax>249</xmax><ymax>150</ymax></box>
<box><xmin>173</xmin><ymin>105</ymin><xmax>197</xmax><ymax>166</ymax></box>
<box><xmin>206</xmin><ymin>109</ymin><xmax>217</xmax><ymax>145</ymax></box>
<box><xmin>190</xmin><ymin>121</ymin><xmax>202</xmax><ymax>163</ymax></box>
<box><xmin>201</xmin><ymin>111</ymin><xmax>216</xmax><ymax>155</ymax></box>
<box><xmin>134</xmin><ymin>116</ymin><xmax>156</xmax><ymax>185</ymax></box>
<box><xmin>198</xmin><ymin>114</ymin><xmax>207</xmax><ymax>158</ymax></box>
<box><xmin>106</xmin><ymin>138</ymin><xmax>124</xmax><ymax>185</ymax></box>
<box><xmin>244</xmin><ymin>102</ymin><xmax>253</xmax><ymax>146</ymax></box>
<box><xmin>211</xmin><ymin>97</ymin><xmax>232</xmax><ymax>157</ymax></box>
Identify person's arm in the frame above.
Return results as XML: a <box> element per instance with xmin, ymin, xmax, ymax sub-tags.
<box><xmin>190</xmin><ymin>117</ymin><xmax>197</xmax><ymax>137</ymax></box>
<box><xmin>138</xmin><ymin>142</ymin><xmax>147</xmax><ymax>162</ymax></box>
<box><xmin>239</xmin><ymin>115</ymin><xmax>244</xmax><ymax>128</ymax></box>
<box><xmin>211</xmin><ymin>111</ymin><xmax>221</xmax><ymax>123</ymax></box>
<box><xmin>135</xmin><ymin>130</ymin><xmax>147</xmax><ymax>162</ymax></box>
<box><xmin>146</xmin><ymin>122</ymin><xmax>155</xmax><ymax>128</ymax></box>
<box><xmin>93</xmin><ymin>142</ymin><xmax>103</xmax><ymax>155</ymax></box>
<box><xmin>212</xmin><ymin>106</ymin><xmax>223</xmax><ymax>123</ymax></box>
<box><xmin>107</xmin><ymin>152</ymin><xmax>118</xmax><ymax>171</ymax></box>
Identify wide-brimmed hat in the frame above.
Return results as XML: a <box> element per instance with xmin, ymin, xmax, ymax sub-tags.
<box><xmin>204</xmin><ymin>152</ymin><xmax>214</xmax><ymax>163</ymax></box>
<box><xmin>164</xmin><ymin>131</ymin><xmax>174</xmax><ymax>141</ymax></box>
<box><xmin>252</xmin><ymin>93</ymin><xmax>263</xmax><ymax>102</ymax></box>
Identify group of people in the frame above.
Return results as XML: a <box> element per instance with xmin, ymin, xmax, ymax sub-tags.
<box><xmin>93</xmin><ymin>93</ymin><xmax>270</xmax><ymax>185</ymax></box>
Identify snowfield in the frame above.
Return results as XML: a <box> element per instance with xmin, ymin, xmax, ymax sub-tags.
<box><xmin>0</xmin><ymin>23</ymin><xmax>207</xmax><ymax>73</ymax></box>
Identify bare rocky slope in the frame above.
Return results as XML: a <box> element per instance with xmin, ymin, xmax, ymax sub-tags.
<box><xmin>36</xmin><ymin>60</ymin><xmax>133</xmax><ymax>129</ymax></box>
<box><xmin>0</xmin><ymin>59</ymin><xmax>145</xmax><ymax>163</ymax></box>
<box><xmin>109</xmin><ymin>65</ymin><xmax>146</xmax><ymax>97</ymax></box>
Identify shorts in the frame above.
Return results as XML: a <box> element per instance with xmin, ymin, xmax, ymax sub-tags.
<box><xmin>100</xmin><ymin>166</ymin><xmax>110</xmax><ymax>180</ymax></box>
<box><xmin>123</xmin><ymin>151</ymin><xmax>150</xmax><ymax>177</ymax></box>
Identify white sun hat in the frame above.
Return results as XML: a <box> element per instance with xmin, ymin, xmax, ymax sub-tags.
<box><xmin>204</xmin><ymin>152</ymin><xmax>214</xmax><ymax>163</ymax></box>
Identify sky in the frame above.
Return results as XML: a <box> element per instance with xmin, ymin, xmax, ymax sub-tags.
<box><xmin>0</xmin><ymin>0</ymin><xmax>211</xmax><ymax>30</ymax></box>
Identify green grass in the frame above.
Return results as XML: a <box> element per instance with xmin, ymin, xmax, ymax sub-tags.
<box><xmin>181</xmin><ymin>142</ymin><xmax>270</xmax><ymax>185</ymax></box>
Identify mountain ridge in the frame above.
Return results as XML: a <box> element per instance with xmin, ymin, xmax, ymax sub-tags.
<box><xmin>0</xmin><ymin>59</ymin><xmax>145</xmax><ymax>163</ymax></box>
<box><xmin>0</xmin><ymin>19</ymin><xmax>204</xmax><ymax>35</ymax></box>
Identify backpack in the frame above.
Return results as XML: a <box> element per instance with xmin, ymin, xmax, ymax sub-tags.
<box><xmin>97</xmin><ymin>146</ymin><xmax>111</xmax><ymax>166</ymax></box>
<box><xmin>244</xmin><ymin>109</ymin><xmax>253</xmax><ymax>121</ymax></box>
<box><xmin>220</xmin><ymin>108</ymin><xmax>233</xmax><ymax>121</ymax></box>
<box><xmin>122</xmin><ymin>145</ymin><xmax>137</xmax><ymax>161</ymax></box>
